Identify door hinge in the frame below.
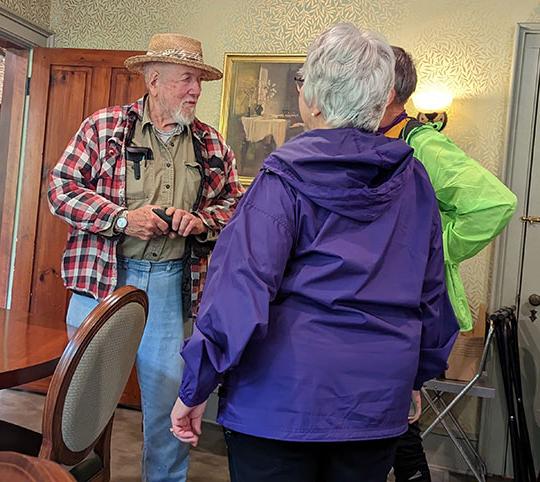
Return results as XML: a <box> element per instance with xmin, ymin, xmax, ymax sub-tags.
<box><xmin>25</xmin><ymin>76</ymin><xmax>31</xmax><ymax>96</ymax></box>
<box><xmin>520</xmin><ymin>215</ymin><xmax>540</xmax><ymax>224</ymax></box>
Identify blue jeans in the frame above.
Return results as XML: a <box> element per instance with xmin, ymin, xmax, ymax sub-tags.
<box><xmin>66</xmin><ymin>257</ymin><xmax>189</xmax><ymax>482</ymax></box>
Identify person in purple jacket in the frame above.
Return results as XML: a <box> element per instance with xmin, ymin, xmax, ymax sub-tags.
<box><xmin>170</xmin><ymin>23</ymin><xmax>459</xmax><ymax>482</ymax></box>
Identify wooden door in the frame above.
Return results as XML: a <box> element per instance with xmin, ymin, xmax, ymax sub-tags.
<box><xmin>11</xmin><ymin>48</ymin><xmax>145</xmax><ymax>407</ymax></box>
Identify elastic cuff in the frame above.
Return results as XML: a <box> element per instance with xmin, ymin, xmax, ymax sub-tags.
<box><xmin>178</xmin><ymin>390</ymin><xmax>205</xmax><ymax>408</ymax></box>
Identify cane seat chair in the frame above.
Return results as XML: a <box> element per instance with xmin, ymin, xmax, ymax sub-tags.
<box><xmin>0</xmin><ymin>286</ymin><xmax>148</xmax><ymax>481</ymax></box>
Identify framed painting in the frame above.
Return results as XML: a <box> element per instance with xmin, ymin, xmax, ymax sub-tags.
<box><xmin>219</xmin><ymin>54</ymin><xmax>305</xmax><ymax>185</ymax></box>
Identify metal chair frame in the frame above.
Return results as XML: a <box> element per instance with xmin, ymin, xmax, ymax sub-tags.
<box><xmin>421</xmin><ymin>323</ymin><xmax>496</xmax><ymax>482</ymax></box>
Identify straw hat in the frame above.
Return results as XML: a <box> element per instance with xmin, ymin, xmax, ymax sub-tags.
<box><xmin>125</xmin><ymin>33</ymin><xmax>222</xmax><ymax>81</ymax></box>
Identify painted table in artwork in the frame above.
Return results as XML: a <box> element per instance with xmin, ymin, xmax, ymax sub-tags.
<box><xmin>241</xmin><ymin>116</ymin><xmax>288</xmax><ymax>147</ymax></box>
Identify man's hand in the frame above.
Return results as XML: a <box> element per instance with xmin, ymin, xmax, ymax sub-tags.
<box><xmin>124</xmin><ymin>205</ymin><xmax>169</xmax><ymax>240</ymax></box>
<box><xmin>408</xmin><ymin>390</ymin><xmax>422</xmax><ymax>424</ymax></box>
<box><xmin>165</xmin><ymin>207</ymin><xmax>207</xmax><ymax>238</ymax></box>
<box><xmin>170</xmin><ymin>397</ymin><xmax>207</xmax><ymax>447</ymax></box>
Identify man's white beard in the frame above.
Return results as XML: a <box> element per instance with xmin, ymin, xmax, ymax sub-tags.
<box><xmin>159</xmin><ymin>95</ymin><xmax>196</xmax><ymax>127</ymax></box>
<box><xmin>171</xmin><ymin>107</ymin><xmax>195</xmax><ymax>127</ymax></box>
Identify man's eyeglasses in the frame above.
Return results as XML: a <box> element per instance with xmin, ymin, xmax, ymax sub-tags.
<box><xmin>294</xmin><ymin>75</ymin><xmax>304</xmax><ymax>93</ymax></box>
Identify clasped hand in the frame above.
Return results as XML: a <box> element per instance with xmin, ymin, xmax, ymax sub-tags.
<box><xmin>125</xmin><ymin>205</ymin><xmax>207</xmax><ymax>240</ymax></box>
<box><xmin>170</xmin><ymin>398</ymin><xmax>207</xmax><ymax>447</ymax></box>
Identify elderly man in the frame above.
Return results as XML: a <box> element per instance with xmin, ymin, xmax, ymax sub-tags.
<box><xmin>380</xmin><ymin>46</ymin><xmax>516</xmax><ymax>482</ymax></box>
<box><xmin>48</xmin><ymin>33</ymin><xmax>244</xmax><ymax>481</ymax></box>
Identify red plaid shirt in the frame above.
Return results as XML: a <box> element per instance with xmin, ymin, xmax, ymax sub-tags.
<box><xmin>48</xmin><ymin>96</ymin><xmax>244</xmax><ymax>316</ymax></box>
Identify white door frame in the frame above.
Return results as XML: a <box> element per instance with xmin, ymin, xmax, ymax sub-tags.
<box><xmin>479</xmin><ymin>22</ymin><xmax>540</xmax><ymax>475</ymax></box>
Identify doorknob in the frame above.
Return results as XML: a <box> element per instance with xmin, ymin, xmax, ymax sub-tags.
<box><xmin>528</xmin><ymin>294</ymin><xmax>540</xmax><ymax>306</ymax></box>
<box><xmin>521</xmin><ymin>215</ymin><xmax>540</xmax><ymax>224</ymax></box>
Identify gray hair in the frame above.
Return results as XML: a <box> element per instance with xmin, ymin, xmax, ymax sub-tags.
<box><xmin>142</xmin><ymin>62</ymin><xmax>177</xmax><ymax>85</ymax></box>
<box><xmin>143</xmin><ymin>62</ymin><xmax>160</xmax><ymax>85</ymax></box>
<box><xmin>391</xmin><ymin>46</ymin><xmax>417</xmax><ymax>104</ymax></box>
<box><xmin>301</xmin><ymin>23</ymin><xmax>395</xmax><ymax>132</ymax></box>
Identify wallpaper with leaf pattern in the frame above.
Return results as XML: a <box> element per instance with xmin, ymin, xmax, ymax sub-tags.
<box><xmin>7</xmin><ymin>0</ymin><xmax>540</xmax><ymax>327</ymax></box>
<box><xmin>0</xmin><ymin>0</ymin><xmax>50</xmax><ymax>30</ymax></box>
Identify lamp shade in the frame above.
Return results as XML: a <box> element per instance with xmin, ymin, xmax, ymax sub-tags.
<box><xmin>412</xmin><ymin>89</ymin><xmax>453</xmax><ymax>113</ymax></box>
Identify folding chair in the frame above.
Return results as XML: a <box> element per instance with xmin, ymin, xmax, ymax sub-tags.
<box><xmin>421</xmin><ymin>322</ymin><xmax>496</xmax><ymax>482</ymax></box>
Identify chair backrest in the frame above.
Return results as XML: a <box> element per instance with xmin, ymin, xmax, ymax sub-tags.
<box><xmin>38</xmin><ymin>286</ymin><xmax>148</xmax><ymax>466</ymax></box>
<box><xmin>0</xmin><ymin>451</ymin><xmax>75</xmax><ymax>481</ymax></box>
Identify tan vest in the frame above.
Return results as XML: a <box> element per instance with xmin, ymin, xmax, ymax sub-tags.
<box><xmin>118</xmin><ymin>101</ymin><xmax>201</xmax><ymax>260</ymax></box>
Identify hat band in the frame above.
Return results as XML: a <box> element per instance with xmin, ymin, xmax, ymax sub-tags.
<box><xmin>146</xmin><ymin>48</ymin><xmax>203</xmax><ymax>63</ymax></box>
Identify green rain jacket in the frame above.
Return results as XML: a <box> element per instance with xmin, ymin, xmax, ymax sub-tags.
<box><xmin>388</xmin><ymin>120</ymin><xmax>517</xmax><ymax>331</ymax></box>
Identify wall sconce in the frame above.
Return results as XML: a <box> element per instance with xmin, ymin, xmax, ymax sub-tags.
<box><xmin>411</xmin><ymin>89</ymin><xmax>453</xmax><ymax>131</ymax></box>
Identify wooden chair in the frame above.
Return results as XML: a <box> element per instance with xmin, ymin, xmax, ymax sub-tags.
<box><xmin>0</xmin><ymin>451</ymin><xmax>75</xmax><ymax>481</ymax></box>
<box><xmin>0</xmin><ymin>286</ymin><xmax>148</xmax><ymax>481</ymax></box>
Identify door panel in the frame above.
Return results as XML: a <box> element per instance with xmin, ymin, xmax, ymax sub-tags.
<box><xmin>517</xmin><ymin>57</ymin><xmax>540</xmax><ymax>470</ymax></box>
<box><xmin>480</xmin><ymin>28</ymin><xmax>540</xmax><ymax>476</ymax></box>
<box><xmin>109</xmin><ymin>69</ymin><xmax>145</xmax><ymax>105</ymax></box>
<box><xmin>12</xmin><ymin>48</ymin><xmax>146</xmax><ymax>408</ymax></box>
<box><xmin>29</xmin><ymin>67</ymin><xmax>92</xmax><ymax>316</ymax></box>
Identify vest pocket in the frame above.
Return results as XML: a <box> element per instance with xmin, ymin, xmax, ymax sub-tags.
<box><xmin>126</xmin><ymin>159</ymin><xmax>153</xmax><ymax>201</ymax></box>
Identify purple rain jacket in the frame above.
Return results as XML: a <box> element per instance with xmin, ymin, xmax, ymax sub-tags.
<box><xmin>179</xmin><ymin>127</ymin><xmax>459</xmax><ymax>442</ymax></box>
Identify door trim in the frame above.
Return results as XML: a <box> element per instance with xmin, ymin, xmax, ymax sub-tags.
<box><xmin>0</xmin><ymin>48</ymin><xmax>30</xmax><ymax>308</ymax></box>
<box><xmin>480</xmin><ymin>22</ymin><xmax>540</xmax><ymax>475</ymax></box>
<box><xmin>0</xmin><ymin>6</ymin><xmax>54</xmax><ymax>48</ymax></box>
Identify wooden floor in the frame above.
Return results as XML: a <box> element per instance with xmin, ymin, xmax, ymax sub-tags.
<box><xmin>0</xmin><ymin>389</ymin><xmax>506</xmax><ymax>481</ymax></box>
<box><xmin>0</xmin><ymin>389</ymin><xmax>230</xmax><ymax>481</ymax></box>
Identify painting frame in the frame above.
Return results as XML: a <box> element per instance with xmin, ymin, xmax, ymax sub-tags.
<box><xmin>219</xmin><ymin>53</ymin><xmax>306</xmax><ymax>185</ymax></box>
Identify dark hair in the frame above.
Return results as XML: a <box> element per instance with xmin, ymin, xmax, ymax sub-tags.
<box><xmin>391</xmin><ymin>46</ymin><xmax>417</xmax><ymax>104</ymax></box>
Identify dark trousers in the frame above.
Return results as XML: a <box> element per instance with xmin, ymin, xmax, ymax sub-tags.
<box><xmin>224</xmin><ymin>428</ymin><xmax>398</xmax><ymax>482</ymax></box>
<box><xmin>393</xmin><ymin>422</ymin><xmax>431</xmax><ymax>482</ymax></box>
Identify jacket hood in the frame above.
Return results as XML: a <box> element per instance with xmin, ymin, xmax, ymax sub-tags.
<box><xmin>263</xmin><ymin>128</ymin><xmax>415</xmax><ymax>222</ymax></box>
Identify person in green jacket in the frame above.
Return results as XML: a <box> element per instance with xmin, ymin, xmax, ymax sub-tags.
<box><xmin>379</xmin><ymin>46</ymin><xmax>517</xmax><ymax>482</ymax></box>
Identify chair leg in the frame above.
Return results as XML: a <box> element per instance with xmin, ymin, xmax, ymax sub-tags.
<box><xmin>91</xmin><ymin>417</ymin><xmax>114</xmax><ymax>482</ymax></box>
<box><xmin>0</xmin><ymin>420</ymin><xmax>42</xmax><ymax>456</ymax></box>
